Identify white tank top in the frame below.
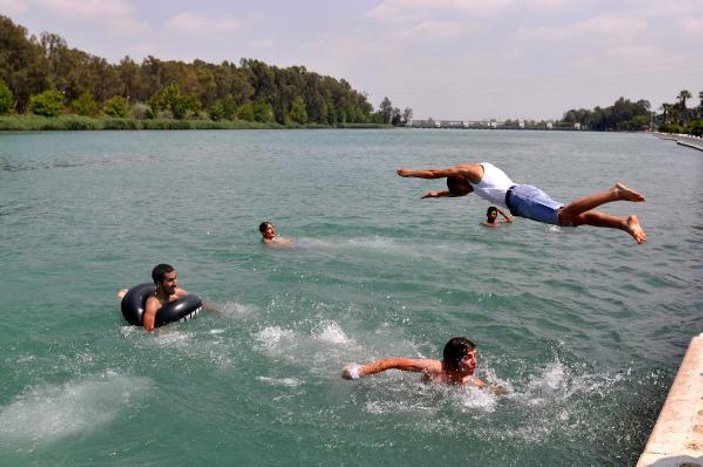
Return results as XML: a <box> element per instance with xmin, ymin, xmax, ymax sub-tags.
<box><xmin>471</xmin><ymin>162</ymin><xmax>515</xmax><ymax>207</ymax></box>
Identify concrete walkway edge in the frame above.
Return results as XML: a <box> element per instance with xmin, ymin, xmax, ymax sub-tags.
<box><xmin>637</xmin><ymin>333</ymin><xmax>703</xmax><ymax>466</ymax></box>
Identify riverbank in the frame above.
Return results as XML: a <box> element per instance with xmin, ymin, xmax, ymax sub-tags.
<box><xmin>638</xmin><ymin>333</ymin><xmax>703</xmax><ymax>466</ymax></box>
<box><xmin>0</xmin><ymin>115</ymin><xmax>390</xmax><ymax>131</ymax></box>
<box><xmin>652</xmin><ymin>132</ymin><xmax>703</xmax><ymax>152</ymax></box>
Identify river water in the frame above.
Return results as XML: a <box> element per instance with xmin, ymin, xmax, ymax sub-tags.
<box><xmin>0</xmin><ymin>129</ymin><xmax>701</xmax><ymax>465</ymax></box>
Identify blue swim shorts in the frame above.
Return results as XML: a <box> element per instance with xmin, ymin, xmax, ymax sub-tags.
<box><xmin>506</xmin><ymin>184</ymin><xmax>563</xmax><ymax>225</ymax></box>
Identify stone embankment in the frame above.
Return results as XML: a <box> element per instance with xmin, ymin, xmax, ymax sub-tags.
<box><xmin>654</xmin><ymin>132</ymin><xmax>703</xmax><ymax>152</ymax></box>
<box><xmin>638</xmin><ymin>333</ymin><xmax>703</xmax><ymax>466</ymax></box>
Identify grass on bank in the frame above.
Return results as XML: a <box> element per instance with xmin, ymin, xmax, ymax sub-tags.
<box><xmin>0</xmin><ymin>114</ymin><xmax>391</xmax><ymax>131</ymax></box>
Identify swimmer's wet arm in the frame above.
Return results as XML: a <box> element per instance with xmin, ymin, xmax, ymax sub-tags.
<box><xmin>343</xmin><ymin>358</ymin><xmax>437</xmax><ymax>380</ymax></box>
<box><xmin>472</xmin><ymin>377</ymin><xmax>507</xmax><ymax>395</ymax></box>
<box><xmin>397</xmin><ymin>168</ymin><xmax>454</xmax><ymax>179</ymax></box>
<box><xmin>142</xmin><ymin>299</ymin><xmax>157</xmax><ymax>332</ymax></box>
<box><xmin>497</xmin><ymin>208</ymin><xmax>513</xmax><ymax>222</ymax></box>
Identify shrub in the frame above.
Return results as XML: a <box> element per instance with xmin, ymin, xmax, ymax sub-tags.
<box><xmin>103</xmin><ymin>96</ymin><xmax>130</xmax><ymax>118</ymax></box>
<box><xmin>70</xmin><ymin>92</ymin><xmax>100</xmax><ymax>117</ymax></box>
<box><xmin>0</xmin><ymin>79</ymin><xmax>13</xmax><ymax>114</ymax></box>
<box><xmin>29</xmin><ymin>89</ymin><xmax>64</xmax><ymax>117</ymax></box>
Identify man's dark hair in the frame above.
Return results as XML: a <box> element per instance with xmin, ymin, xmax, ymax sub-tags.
<box><xmin>446</xmin><ymin>175</ymin><xmax>472</xmax><ymax>196</ymax></box>
<box><xmin>442</xmin><ymin>337</ymin><xmax>476</xmax><ymax>371</ymax></box>
<box><xmin>152</xmin><ymin>263</ymin><xmax>175</xmax><ymax>285</ymax></box>
<box><xmin>259</xmin><ymin>222</ymin><xmax>272</xmax><ymax>234</ymax></box>
<box><xmin>446</xmin><ymin>176</ymin><xmax>463</xmax><ymax>195</ymax></box>
<box><xmin>487</xmin><ymin>206</ymin><xmax>498</xmax><ymax>216</ymax></box>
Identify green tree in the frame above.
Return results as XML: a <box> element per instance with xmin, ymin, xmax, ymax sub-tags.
<box><xmin>70</xmin><ymin>92</ymin><xmax>99</xmax><ymax>116</ymax></box>
<box><xmin>677</xmin><ymin>89</ymin><xmax>692</xmax><ymax>124</ymax></box>
<box><xmin>103</xmin><ymin>96</ymin><xmax>129</xmax><ymax>117</ymax></box>
<box><xmin>288</xmin><ymin>96</ymin><xmax>308</xmax><ymax>124</ymax></box>
<box><xmin>149</xmin><ymin>83</ymin><xmax>197</xmax><ymax>119</ymax></box>
<box><xmin>252</xmin><ymin>99</ymin><xmax>274</xmax><ymax>122</ymax></box>
<box><xmin>402</xmin><ymin>107</ymin><xmax>413</xmax><ymax>125</ymax></box>
<box><xmin>0</xmin><ymin>16</ymin><xmax>48</xmax><ymax>112</ymax></box>
<box><xmin>0</xmin><ymin>78</ymin><xmax>13</xmax><ymax>114</ymax></box>
<box><xmin>237</xmin><ymin>102</ymin><xmax>255</xmax><ymax>121</ymax></box>
<box><xmin>28</xmin><ymin>89</ymin><xmax>64</xmax><ymax>116</ymax></box>
<box><xmin>686</xmin><ymin>119</ymin><xmax>703</xmax><ymax>137</ymax></box>
<box><xmin>379</xmin><ymin>97</ymin><xmax>393</xmax><ymax>124</ymax></box>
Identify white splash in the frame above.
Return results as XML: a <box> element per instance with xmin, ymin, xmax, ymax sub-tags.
<box><xmin>256</xmin><ymin>326</ymin><xmax>295</xmax><ymax>342</ymax></box>
<box><xmin>313</xmin><ymin>321</ymin><xmax>351</xmax><ymax>344</ymax></box>
<box><xmin>256</xmin><ymin>376</ymin><xmax>304</xmax><ymax>388</ymax></box>
<box><xmin>0</xmin><ymin>372</ymin><xmax>152</xmax><ymax>444</ymax></box>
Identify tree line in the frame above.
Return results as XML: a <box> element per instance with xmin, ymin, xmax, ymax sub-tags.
<box><xmin>559</xmin><ymin>91</ymin><xmax>703</xmax><ymax>136</ymax></box>
<box><xmin>0</xmin><ymin>15</ymin><xmax>411</xmax><ymax>127</ymax></box>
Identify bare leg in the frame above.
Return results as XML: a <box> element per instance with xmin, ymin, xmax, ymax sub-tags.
<box><xmin>572</xmin><ymin>211</ymin><xmax>647</xmax><ymax>244</ymax></box>
<box><xmin>558</xmin><ymin>182</ymin><xmax>645</xmax><ymax>226</ymax></box>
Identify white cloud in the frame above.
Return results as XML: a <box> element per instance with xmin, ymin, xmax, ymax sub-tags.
<box><xmin>515</xmin><ymin>13</ymin><xmax>647</xmax><ymax>44</ymax></box>
<box><xmin>13</xmin><ymin>0</ymin><xmax>147</xmax><ymax>37</ymax></box>
<box><xmin>249</xmin><ymin>38</ymin><xmax>276</xmax><ymax>49</ymax></box>
<box><xmin>165</xmin><ymin>12</ymin><xmax>240</xmax><ymax>35</ymax></box>
<box><xmin>401</xmin><ymin>20</ymin><xmax>474</xmax><ymax>39</ymax></box>
<box><xmin>38</xmin><ymin>0</ymin><xmax>133</xmax><ymax>18</ymax></box>
<box><xmin>0</xmin><ymin>0</ymin><xmax>28</xmax><ymax>15</ymax></box>
<box><xmin>366</xmin><ymin>0</ymin><xmax>513</xmax><ymax>23</ymax></box>
<box><xmin>680</xmin><ymin>17</ymin><xmax>703</xmax><ymax>36</ymax></box>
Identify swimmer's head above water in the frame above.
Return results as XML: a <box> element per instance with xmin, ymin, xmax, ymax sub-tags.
<box><xmin>259</xmin><ymin>221</ymin><xmax>295</xmax><ymax>248</ymax></box>
<box><xmin>259</xmin><ymin>221</ymin><xmax>276</xmax><ymax>241</ymax></box>
<box><xmin>486</xmin><ymin>206</ymin><xmax>498</xmax><ymax>224</ymax></box>
<box><xmin>442</xmin><ymin>336</ymin><xmax>477</xmax><ymax>374</ymax></box>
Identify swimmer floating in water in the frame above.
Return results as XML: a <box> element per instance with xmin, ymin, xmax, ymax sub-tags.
<box><xmin>259</xmin><ymin>221</ymin><xmax>295</xmax><ymax>248</ymax></box>
<box><xmin>397</xmin><ymin>162</ymin><xmax>646</xmax><ymax>244</ymax></box>
<box><xmin>118</xmin><ymin>263</ymin><xmax>217</xmax><ymax>332</ymax></box>
<box><xmin>342</xmin><ymin>336</ymin><xmax>506</xmax><ymax>394</ymax></box>
<box><xmin>481</xmin><ymin>206</ymin><xmax>513</xmax><ymax>227</ymax></box>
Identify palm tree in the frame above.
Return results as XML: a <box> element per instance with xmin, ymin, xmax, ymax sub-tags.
<box><xmin>660</xmin><ymin>103</ymin><xmax>672</xmax><ymax>124</ymax></box>
<box><xmin>677</xmin><ymin>89</ymin><xmax>692</xmax><ymax>124</ymax></box>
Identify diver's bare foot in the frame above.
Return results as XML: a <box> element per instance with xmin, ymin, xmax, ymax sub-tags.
<box><xmin>614</xmin><ymin>182</ymin><xmax>645</xmax><ymax>202</ymax></box>
<box><xmin>626</xmin><ymin>215</ymin><xmax>646</xmax><ymax>244</ymax></box>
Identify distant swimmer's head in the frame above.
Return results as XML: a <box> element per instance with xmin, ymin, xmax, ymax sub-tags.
<box><xmin>486</xmin><ymin>206</ymin><xmax>498</xmax><ymax>223</ymax></box>
<box><xmin>259</xmin><ymin>221</ymin><xmax>276</xmax><ymax>241</ymax></box>
<box><xmin>443</xmin><ymin>337</ymin><xmax>477</xmax><ymax>374</ymax></box>
<box><xmin>446</xmin><ymin>175</ymin><xmax>472</xmax><ymax>196</ymax></box>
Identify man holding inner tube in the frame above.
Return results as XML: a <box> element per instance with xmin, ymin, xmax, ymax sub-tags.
<box><xmin>118</xmin><ymin>263</ymin><xmax>193</xmax><ymax>332</ymax></box>
<box><xmin>142</xmin><ymin>264</ymin><xmax>189</xmax><ymax>332</ymax></box>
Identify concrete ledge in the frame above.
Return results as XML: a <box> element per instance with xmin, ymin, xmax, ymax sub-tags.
<box><xmin>676</xmin><ymin>140</ymin><xmax>703</xmax><ymax>152</ymax></box>
<box><xmin>638</xmin><ymin>333</ymin><xmax>703</xmax><ymax>466</ymax></box>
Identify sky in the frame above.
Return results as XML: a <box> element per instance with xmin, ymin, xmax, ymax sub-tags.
<box><xmin>1</xmin><ymin>0</ymin><xmax>701</xmax><ymax>120</ymax></box>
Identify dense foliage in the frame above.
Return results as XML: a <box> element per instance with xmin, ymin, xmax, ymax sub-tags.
<box><xmin>559</xmin><ymin>93</ymin><xmax>703</xmax><ymax>136</ymax></box>
<box><xmin>655</xmin><ymin>90</ymin><xmax>703</xmax><ymax>136</ymax></box>
<box><xmin>0</xmin><ymin>15</ymin><xmax>410</xmax><ymax>126</ymax></box>
<box><xmin>560</xmin><ymin>97</ymin><xmax>653</xmax><ymax>131</ymax></box>
<box><xmin>0</xmin><ymin>78</ymin><xmax>12</xmax><ymax>114</ymax></box>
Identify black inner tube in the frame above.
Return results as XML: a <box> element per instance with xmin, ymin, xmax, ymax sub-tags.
<box><xmin>120</xmin><ymin>283</ymin><xmax>202</xmax><ymax>327</ymax></box>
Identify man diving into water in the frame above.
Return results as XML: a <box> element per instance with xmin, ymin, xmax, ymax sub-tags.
<box><xmin>397</xmin><ymin>162</ymin><xmax>646</xmax><ymax>244</ymax></box>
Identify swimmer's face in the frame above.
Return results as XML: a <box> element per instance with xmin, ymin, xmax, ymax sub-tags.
<box><xmin>262</xmin><ymin>223</ymin><xmax>276</xmax><ymax>240</ymax></box>
<box><xmin>460</xmin><ymin>349</ymin><xmax>477</xmax><ymax>375</ymax></box>
<box><xmin>487</xmin><ymin>211</ymin><xmax>497</xmax><ymax>222</ymax></box>
<box><xmin>159</xmin><ymin>270</ymin><xmax>178</xmax><ymax>295</ymax></box>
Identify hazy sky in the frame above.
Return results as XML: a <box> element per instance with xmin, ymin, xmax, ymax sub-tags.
<box><xmin>2</xmin><ymin>0</ymin><xmax>701</xmax><ymax>120</ymax></box>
